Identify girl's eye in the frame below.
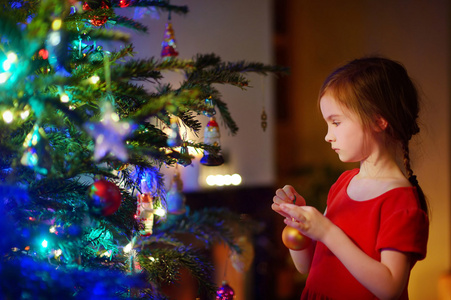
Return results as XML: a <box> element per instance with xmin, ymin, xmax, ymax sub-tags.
<box><xmin>332</xmin><ymin>121</ymin><xmax>340</xmax><ymax>126</ymax></box>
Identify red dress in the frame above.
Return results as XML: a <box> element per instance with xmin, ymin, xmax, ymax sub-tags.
<box><xmin>301</xmin><ymin>169</ymin><xmax>429</xmax><ymax>300</ymax></box>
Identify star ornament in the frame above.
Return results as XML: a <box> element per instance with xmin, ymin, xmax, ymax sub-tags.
<box><xmin>84</xmin><ymin>103</ymin><xmax>134</xmax><ymax>162</ymax></box>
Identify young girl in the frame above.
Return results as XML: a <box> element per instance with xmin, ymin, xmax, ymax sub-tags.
<box><xmin>272</xmin><ymin>57</ymin><xmax>429</xmax><ymax>300</ymax></box>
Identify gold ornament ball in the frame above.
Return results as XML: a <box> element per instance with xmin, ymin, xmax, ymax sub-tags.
<box><xmin>282</xmin><ymin>225</ymin><xmax>312</xmax><ymax>250</ymax></box>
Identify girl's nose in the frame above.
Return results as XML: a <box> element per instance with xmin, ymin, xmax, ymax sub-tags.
<box><xmin>325</xmin><ymin>129</ymin><xmax>335</xmax><ymax>143</ymax></box>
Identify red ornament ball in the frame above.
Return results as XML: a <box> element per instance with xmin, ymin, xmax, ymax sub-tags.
<box><xmin>282</xmin><ymin>225</ymin><xmax>312</xmax><ymax>251</ymax></box>
<box><xmin>88</xmin><ymin>179</ymin><xmax>122</xmax><ymax>216</ymax></box>
<box><xmin>216</xmin><ymin>281</ymin><xmax>235</xmax><ymax>300</ymax></box>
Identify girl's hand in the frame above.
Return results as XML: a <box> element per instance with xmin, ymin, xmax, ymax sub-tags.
<box><xmin>272</xmin><ymin>185</ymin><xmax>306</xmax><ymax>219</ymax></box>
<box><xmin>279</xmin><ymin>203</ymin><xmax>333</xmax><ymax>242</ymax></box>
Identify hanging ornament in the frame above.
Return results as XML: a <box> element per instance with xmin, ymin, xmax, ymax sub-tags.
<box><xmin>261</xmin><ymin>107</ymin><xmax>267</xmax><ymax>132</ymax></box>
<box><xmin>117</xmin><ymin>0</ymin><xmax>131</xmax><ymax>7</ymax></box>
<box><xmin>177</xmin><ymin>142</ymin><xmax>192</xmax><ymax>166</ymax></box>
<box><xmin>216</xmin><ymin>281</ymin><xmax>235</xmax><ymax>300</ymax></box>
<box><xmin>83</xmin><ymin>1</ymin><xmax>110</xmax><ymax>27</ymax></box>
<box><xmin>89</xmin><ymin>46</ymin><xmax>105</xmax><ymax>63</ymax></box>
<box><xmin>20</xmin><ymin>124</ymin><xmax>51</xmax><ymax>175</ymax></box>
<box><xmin>281</xmin><ymin>196</ymin><xmax>312</xmax><ymax>250</ymax></box>
<box><xmin>167</xmin><ymin>117</ymin><xmax>183</xmax><ymax>147</ymax></box>
<box><xmin>136</xmin><ymin>179</ymin><xmax>154</xmax><ymax>236</ymax></box>
<box><xmin>200</xmin><ymin>117</ymin><xmax>224</xmax><ymax>166</ymax></box>
<box><xmin>281</xmin><ymin>225</ymin><xmax>311</xmax><ymax>251</ymax></box>
<box><xmin>46</xmin><ymin>18</ymin><xmax>70</xmax><ymax>74</ymax></box>
<box><xmin>161</xmin><ymin>20</ymin><xmax>179</xmax><ymax>58</ymax></box>
<box><xmin>88</xmin><ymin>179</ymin><xmax>122</xmax><ymax>216</ymax></box>
<box><xmin>84</xmin><ymin>101</ymin><xmax>134</xmax><ymax>162</ymax></box>
<box><xmin>166</xmin><ymin>169</ymin><xmax>186</xmax><ymax>215</ymax></box>
<box><xmin>202</xmin><ymin>97</ymin><xmax>216</xmax><ymax>117</ymax></box>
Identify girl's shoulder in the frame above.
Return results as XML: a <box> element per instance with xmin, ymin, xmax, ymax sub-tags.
<box><xmin>348</xmin><ymin>174</ymin><xmax>413</xmax><ymax>202</ymax></box>
<box><xmin>331</xmin><ymin>168</ymin><xmax>414</xmax><ymax>202</ymax></box>
<box><xmin>328</xmin><ymin>169</ymin><xmax>359</xmax><ymax>199</ymax></box>
<box><xmin>335</xmin><ymin>168</ymin><xmax>359</xmax><ymax>185</ymax></box>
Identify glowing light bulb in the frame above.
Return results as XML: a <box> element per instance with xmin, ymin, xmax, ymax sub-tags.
<box><xmin>205</xmin><ymin>173</ymin><xmax>242</xmax><ymax>186</ymax></box>
<box><xmin>124</xmin><ymin>243</ymin><xmax>133</xmax><ymax>253</ymax></box>
<box><xmin>60</xmin><ymin>93</ymin><xmax>69</xmax><ymax>103</ymax></box>
<box><xmin>2</xmin><ymin>60</ymin><xmax>11</xmax><ymax>71</ymax></box>
<box><xmin>110</xmin><ymin>112</ymin><xmax>119</xmax><ymax>122</ymax></box>
<box><xmin>154</xmin><ymin>207</ymin><xmax>166</xmax><ymax>217</ymax></box>
<box><xmin>3</xmin><ymin>110</ymin><xmax>13</xmax><ymax>123</ymax></box>
<box><xmin>0</xmin><ymin>72</ymin><xmax>11</xmax><ymax>83</ymax></box>
<box><xmin>206</xmin><ymin>175</ymin><xmax>216</xmax><ymax>186</ymax></box>
<box><xmin>231</xmin><ymin>174</ymin><xmax>242</xmax><ymax>185</ymax></box>
<box><xmin>48</xmin><ymin>31</ymin><xmax>61</xmax><ymax>46</ymax></box>
<box><xmin>52</xmin><ymin>18</ymin><xmax>63</xmax><ymax>31</ymax></box>
<box><xmin>41</xmin><ymin>239</ymin><xmax>48</xmax><ymax>248</ymax></box>
<box><xmin>123</xmin><ymin>242</ymin><xmax>133</xmax><ymax>253</ymax></box>
<box><xmin>7</xmin><ymin>52</ymin><xmax>17</xmax><ymax>63</ymax></box>
<box><xmin>21</xmin><ymin>110</ymin><xmax>30</xmax><ymax>120</ymax></box>
<box><xmin>89</xmin><ymin>75</ymin><xmax>100</xmax><ymax>84</ymax></box>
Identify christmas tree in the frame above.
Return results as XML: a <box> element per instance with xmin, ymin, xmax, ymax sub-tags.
<box><xmin>0</xmin><ymin>0</ymin><xmax>285</xmax><ymax>299</ymax></box>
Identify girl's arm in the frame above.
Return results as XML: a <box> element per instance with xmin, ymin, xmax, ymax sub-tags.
<box><xmin>289</xmin><ymin>241</ymin><xmax>316</xmax><ymax>274</ymax></box>
<box><xmin>281</xmin><ymin>204</ymin><xmax>412</xmax><ymax>300</ymax></box>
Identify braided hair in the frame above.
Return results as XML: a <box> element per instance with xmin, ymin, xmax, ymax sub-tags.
<box><xmin>319</xmin><ymin>56</ymin><xmax>429</xmax><ymax>216</ymax></box>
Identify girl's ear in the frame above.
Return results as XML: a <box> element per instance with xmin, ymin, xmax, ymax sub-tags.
<box><xmin>374</xmin><ymin>115</ymin><xmax>388</xmax><ymax>132</ymax></box>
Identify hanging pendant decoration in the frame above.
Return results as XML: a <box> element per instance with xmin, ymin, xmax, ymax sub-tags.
<box><xmin>281</xmin><ymin>225</ymin><xmax>312</xmax><ymax>250</ymax></box>
<box><xmin>117</xmin><ymin>0</ymin><xmax>131</xmax><ymax>7</ymax></box>
<box><xmin>136</xmin><ymin>179</ymin><xmax>154</xmax><ymax>236</ymax></box>
<box><xmin>177</xmin><ymin>142</ymin><xmax>192</xmax><ymax>166</ymax></box>
<box><xmin>46</xmin><ymin>18</ymin><xmax>70</xmax><ymax>74</ymax></box>
<box><xmin>216</xmin><ymin>281</ymin><xmax>235</xmax><ymax>300</ymax></box>
<box><xmin>261</xmin><ymin>107</ymin><xmax>267</xmax><ymax>132</ymax></box>
<box><xmin>83</xmin><ymin>101</ymin><xmax>134</xmax><ymax>162</ymax></box>
<box><xmin>161</xmin><ymin>16</ymin><xmax>179</xmax><ymax>58</ymax></box>
<box><xmin>83</xmin><ymin>1</ymin><xmax>110</xmax><ymax>27</ymax></box>
<box><xmin>202</xmin><ymin>97</ymin><xmax>216</xmax><ymax>118</ymax></box>
<box><xmin>200</xmin><ymin>117</ymin><xmax>224</xmax><ymax>166</ymax></box>
<box><xmin>166</xmin><ymin>169</ymin><xmax>186</xmax><ymax>215</ymax></box>
<box><xmin>167</xmin><ymin>117</ymin><xmax>183</xmax><ymax>147</ymax></box>
<box><xmin>21</xmin><ymin>124</ymin><xmax>52</xmax><ymax>175</ymax></box>
<box><xmin>88</xmin><ymin>179</ymin><xmax>122</xmax><ymax>216</ymax></box>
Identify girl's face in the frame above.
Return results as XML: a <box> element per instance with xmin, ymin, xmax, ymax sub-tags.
<box><xmin>320</xmin><ymin>93</ymin><xmax>371</xmax><ymax>163</ymax></box>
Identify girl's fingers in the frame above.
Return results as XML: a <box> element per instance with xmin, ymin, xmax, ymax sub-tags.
<box><xmin>275</xmin><ymin>189</ymin><xmax>290</xmax><ymax>201</ymax></box>
<box><xmin>271</xmin><ymin>203</ymin><xmax>291</xmax><ymax>218</ymax></box>
<box><xmin>282</xmin><ymin>185</ymin><xmax>296</xmax><ymax>202</ymax></box>
<box><xmin>275</xmin><ymin>185</ymin><xmax>297</xmax><ymax>203</ymax></box>
<box><xmin>280</xmin><ymin>203</ymin><xmax>306</xmax><ymax>222</ymax></box>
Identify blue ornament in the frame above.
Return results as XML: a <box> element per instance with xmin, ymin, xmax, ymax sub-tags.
<box><xmin>166</xmin><ymin>171</ymin><xmax>186</xmax><ymax>215</ymax></box>
<box><xmin>46</xmin><ymin>22</ymin><xmax>71</xmax><ymax>74</ymax></box>
<box><xmin>177</xmin><ymin>143</ymin><xmax>192</xmax><ymax>166</ymax></box>
<box><xmin>167</xmin><ymin>117</ymin><xmax>183</xmax><ymax>147</ymax></box>
<box><xmin>202</xmin><ymin>97</ymin><xmax>216</xmax><ymax>117</ymax></box>
<box><xmin>20</xmin><ymin>124</ymin><xmax>51</xmax><ymax>175</ymax></box>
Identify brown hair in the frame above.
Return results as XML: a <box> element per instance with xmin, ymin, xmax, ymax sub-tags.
<box><xmin>319</xmin><ymin>57</ymin><xmax>428</xmax><ymax>215</ymax></box>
